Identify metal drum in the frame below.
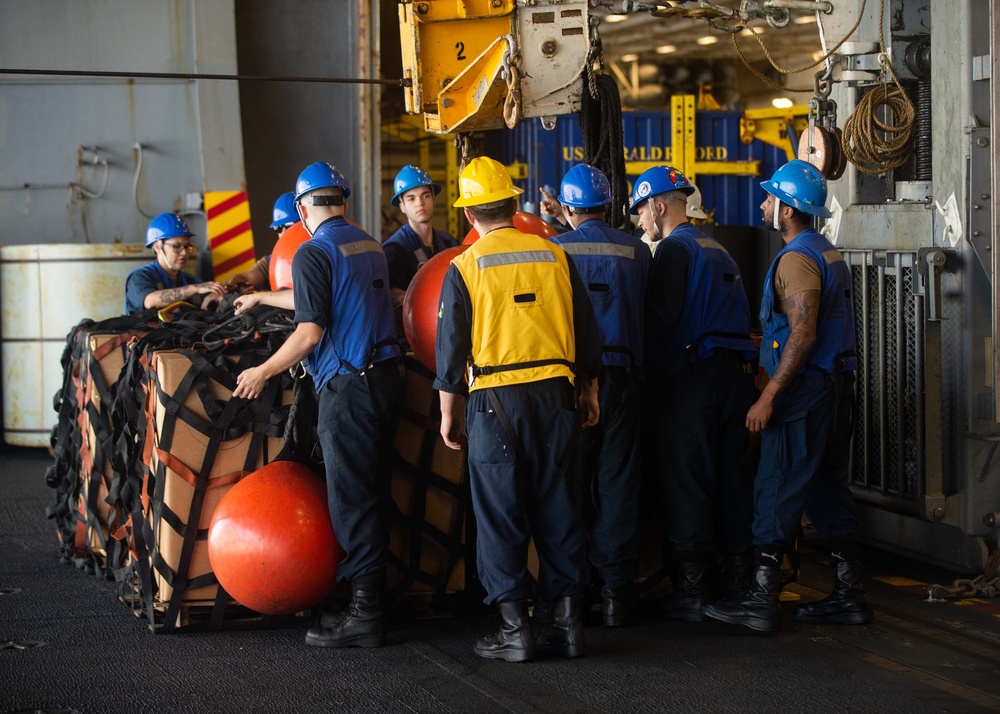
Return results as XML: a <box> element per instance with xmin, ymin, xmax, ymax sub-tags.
<box><xmin>0</xmin><ymin>243</ymin><xmax>148</xmax><ymax>447</ymax></box>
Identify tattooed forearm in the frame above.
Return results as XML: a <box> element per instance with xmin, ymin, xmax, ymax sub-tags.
<box><xmin>770</xmin><ymin>290</ymin><xmax>819</xmax><ymax>388</ymax></box>
<box><xmin>146</xmin><ymin>284</ymin><xmax>197</xmax><ymax>309</ymax></box>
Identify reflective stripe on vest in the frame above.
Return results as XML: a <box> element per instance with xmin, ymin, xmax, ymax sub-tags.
<box><xmin>558</xmin><ymin>242</ymin><xmax>637</xmax><ymax>260</ymax></box>
<box><xmin>338</xmin><ymin>240</ymin><xmax>384</xmax><ymax>258</ymax></box>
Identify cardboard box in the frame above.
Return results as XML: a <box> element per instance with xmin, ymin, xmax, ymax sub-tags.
<box><xmin>144</xmin><ymin>349</ymin><xmax>290</xmax><ymax>605</ymax></box>
<box><xmin>388</xmin><ymin>363</ymin><xmax>466</xmax><ymax>599</ymax></box>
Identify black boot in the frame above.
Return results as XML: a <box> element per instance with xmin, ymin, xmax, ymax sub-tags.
<box><xmin>662</xmin><ymin>559</ymin><xmax>712</xmax><ymax>622</ymax></box>
<box><xmin>794</xmin><ymin>560</ymin><xmax>873</xmax><ymax>625</ymax></box>
<box><xmin>601</xmin><ymin>585</ymin><xmax>637</xmax><ymax>627</ymax></box>
<box><xmin>702</xmin><ymin>564</ymin><xmax>783</xmax><ymax>634</ymax></box>
<box><xmin>721</xmin><ymin>551</ymin><xmax>755</xmax><ymax>600</ymax></box>
<box><xmin>305</xmin><ymin>582</ymin><xmax>386</xmax><ymax>648</ymax></box>
<box><xmin>536</xmin><ymin>596</ymin><xmax>587</xmax><ymax>658</ymax></box>
<box><xmin>475</xmin><ymin>600</ymin><xmax>538</xmax><ymax>662</ymax></box>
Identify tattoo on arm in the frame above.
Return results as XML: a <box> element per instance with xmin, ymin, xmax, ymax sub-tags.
<box><xmin>153</xmin><ymin>285</ymin><xmax>196</xmax><ymax>306</ymax></box>
<box><xmin>770</xmin><ymin>290</ymin><xmax>820</xmax><ymax>388</ymax></box>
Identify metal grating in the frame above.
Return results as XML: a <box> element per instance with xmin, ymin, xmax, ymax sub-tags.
<box><xmin>847</xmin><ymin>252</ymin><xmax>924</xmax><ymax>515</ymax></box>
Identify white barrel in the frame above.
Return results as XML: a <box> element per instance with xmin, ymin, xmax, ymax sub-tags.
<box><xmin>1</xmin><ymin>243</ymin><xmax>150</xmax><ymax>447</ymax></box>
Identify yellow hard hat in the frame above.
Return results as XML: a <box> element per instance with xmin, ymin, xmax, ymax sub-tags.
<box><xmin>453</xmin><ymin>157</ymin><xmax>524</xmax><ymax>208</ymax></box>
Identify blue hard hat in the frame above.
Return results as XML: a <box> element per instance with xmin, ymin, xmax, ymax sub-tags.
<box><xmin>391</xmin><ymin>165</ymin><xmax>441</xmax><ymax>207</ymax></box>
<box><xmin>270</xmin><ymin>192</ymin><xmax>298</xmax><ymax>230</ymax></box>
<box><xmin>628</xmin><ymin>165</ymin><xmax>695</xmax><ymax>215</ymax></box>
<box><xmin>760</xmin><ymin>159</ymin><xmax>831</xmax><ymax>218</ymax></box>
<box><xmin>294</xmin><ymin>162</ymin><xmax>352</xmax><ymax>203</ymax></box>
<box><xmin>146</xmin><ymin>213</ymin><xmax>194</xmax><ymax>247</ymax></box>
<box><xmin>558</xmin><ymin>164</ymin><xmax>611</xmax><ymax>209</ymax></box>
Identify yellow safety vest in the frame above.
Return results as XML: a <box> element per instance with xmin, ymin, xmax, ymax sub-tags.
<box><xmin>453</xmin><ymin>227</ymin><xmax>576</xmax><ymax>390</ymax></box>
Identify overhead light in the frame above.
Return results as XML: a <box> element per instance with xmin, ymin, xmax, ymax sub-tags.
<box><xmin>793</xmin><ymin>15</ymin><xmax>817</xmax><ymax>24</ymax></box>
<box><xmin>696</xmin><ymin>35</ymin><xmax>718</xmax><ymax>46</ymax></box>
<box><xmin>739</xmin><ymin>27</ymin><xmax>763</xmax><ymax>36</ymax></box>
<box><xmin>772</xmin><ymin>97</ymin><xmax>794</xmax><ymax>109</ymax></box>
<box><xmin>605</xmin><ymin>14</ymin><xmax>629</xmax><ymax>23</ymax></box>
<box><xmin>638</xmin><ymin>63</ymin><xmax>660</xmax><ymax>80</ymax></box>
<box><xmin>620</xmin><ymin>53</ymin><xmax>639</xmax><ymax>62</ymax></box>
<box><xmin>655</xmin><ymin>44</ymin><xmax>677</xmax><ymax>55</ymax></box>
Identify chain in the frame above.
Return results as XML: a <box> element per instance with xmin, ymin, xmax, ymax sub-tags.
<box><xmin>926</xmin><ymin>575</ymin><xmax>1000</xmax><ymax>602</ymax></box>
<box><xmin>456</xmin><ymin>134</ymin><xmax>473</xmax><ymax>173</ymax></box>
<box><xmin>500</xmin><ymin>34</ymin><xmax>522</xmax><ymax>129</ymax></box>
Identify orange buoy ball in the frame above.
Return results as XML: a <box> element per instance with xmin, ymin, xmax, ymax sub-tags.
<box><xmin>463</xmin><ymin>210</ymin><xmax>559</xmax><ymax>245</ymax></box>
<box><xmin>402</xmin><ymin>245</ymin><xmax>469</xmax><ymax>373</ymax></box>
<box><xmin>208</xmin><ymin>460</ymin><xmax>342</xmax><ymax>615</ymax></box>
<box><xmin>269</xmin><ymin>222</ymin><xmax>310</xmax><ymax>291</ymax></box>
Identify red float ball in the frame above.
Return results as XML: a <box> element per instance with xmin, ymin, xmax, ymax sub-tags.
<box><xmin>208</xmin><ymin>460</ymin><xmax>341</xmax><ymax>615</ymax></box>
<box><xmin>269</xmin><ymin>222</ymin><xmax>310</xmax><ymax>291</ymax></box>
<box><xmin>402</xmin><ymin>245</ymin><xmax>469</xmax><ymax>373</ymax></box>
<box><xmin>463</xmin><ymin>210</ymin><xmax>559</xmax><ymax>244</ymax></box>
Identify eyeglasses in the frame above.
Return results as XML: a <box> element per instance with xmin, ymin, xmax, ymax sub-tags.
<box><xmin>161</xmin><ymin>241</ymin><xmax>194</xmax><ymax>255</ymax></box>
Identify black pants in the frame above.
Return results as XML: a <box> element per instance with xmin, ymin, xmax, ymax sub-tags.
<box><xmin>656</xmin><ymin>350</ymin><xmax>756</xmax><ymax>556</ymax></box>
<box><xmin>753</xmin><ymin>372</ymin><xmax>860</xmax><ymax>549</ymax></box>
<box><xmin>466</xmin><ymin>379</ymin><xmax>587</xmax><ymax>605</ymax></box>
<box><xmin>577</xmin><ymin>366</ymin><xmax>641</xmax><ymax>589</ymax></box>
<box><xmin>316</xmin><ymin>360</ymin><xmax>404</xmax><ymax>583</ymax></box>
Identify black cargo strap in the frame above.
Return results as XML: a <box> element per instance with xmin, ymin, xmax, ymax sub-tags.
<box><xmin>484</xmin><ymin>385</ymin><xmax>576</xmax><ymax>502</ymax></box>
<box><xmin>486</xmin><ymin>388</ymin><xmax>522</xmax><ymax>464</ymax></box>
<box><xmin>338</xmin><ymin>338</ymin><xmax>399</xmax><ymax>377</ymax></box>
<box><xmin>805</xmin><ymin>349</ymin><xmax>858</xmax><ymax>375</ymax></box>
<box><xmin>384</xmin><ymin>356</ymin><xmax>466</xmax><ymax>605</ymax></box>
<box><xmin>684</xmin><ymin>331</ymin><xmax>752</xmax><ymax>364</ymax></box>
<box><xmin>470</xmin><ymin>358</ymin><xmax>575</xmax><ymax>380</ymax></box>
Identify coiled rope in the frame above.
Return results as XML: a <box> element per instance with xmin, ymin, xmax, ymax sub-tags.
<box><xmin>840</xmin><ymin>0</ymin><xmax>915</xmax><ymax>175</ymax></box>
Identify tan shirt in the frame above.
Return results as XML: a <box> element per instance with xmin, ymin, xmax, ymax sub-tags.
<box><xmin>773</xmin><ymin>251</ymin><xmax>820</xmax><ymax>314</ymax></box>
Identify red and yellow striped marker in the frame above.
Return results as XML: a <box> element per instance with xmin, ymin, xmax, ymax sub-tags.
<box><xmin>205</xmin><ymin>191</ymin><xmax>257</xmax><ymax>283</ymax></box>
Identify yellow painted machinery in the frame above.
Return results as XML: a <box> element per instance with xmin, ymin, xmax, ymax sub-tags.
<box><xmin>398</xmin><ymin>0</ymin><xmax>593</xmax><ymax>133</ymax></box>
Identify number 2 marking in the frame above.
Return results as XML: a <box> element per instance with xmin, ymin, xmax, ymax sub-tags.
<box><xmin>456</xmin><ymin>41</ymin><xmax>466</xmax><ymax>61</ymax></box>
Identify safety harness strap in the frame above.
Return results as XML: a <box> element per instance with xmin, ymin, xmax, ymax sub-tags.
<box><xmin>471</xmin><ymin>358</ymin><xmax>575</xmax><ymax>379</ymax></box>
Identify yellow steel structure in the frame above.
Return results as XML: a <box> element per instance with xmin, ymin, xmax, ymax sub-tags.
<box><xmin>399</xmin><ymin>0</ymin><xmax>590</xmax><ymax>134</ymax></box>
<box><xmin>671</xmin><ymin>95</ymin><xmax>698</xmax><ymax>183</ymax></box>
<box><xmin>740</xmin><ymin>105</ymin><xmax>811</xmax><ymax>161</ymax></box>
<box><xmin>399</xmin><ymin>0</ymin><xmax>517</xmax><ymax>133</ymax></box>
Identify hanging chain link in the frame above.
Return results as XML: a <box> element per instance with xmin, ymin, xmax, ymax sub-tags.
<box><xmin>500</xmin><ymin>33</ymin><xmax>522</xmax><ymax>129</ymax></box>
<box><xmin>456</xmin><ymin>133</ymin><xmax>473</xmax><ymax>173</ymax></box>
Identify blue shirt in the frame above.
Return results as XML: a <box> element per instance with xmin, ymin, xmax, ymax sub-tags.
<box><xmin>383</xmin><ymin>224</ymin><xmax>458</xmax><ymax>291</ymax></box>
<box><xmin>123</xmin><ymin>260</ymin><xmax>201</xmax><ymax>315</ymax></box>
<box><xmin>292</xmin><ymin>217</ymin><xmax>401</xmax><ymax>390</ymax></box>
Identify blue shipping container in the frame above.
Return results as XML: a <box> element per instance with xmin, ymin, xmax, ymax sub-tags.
<box><xmin>498</xmin><ymin>110</ymin><xmax>790</xmax><ymax>228</ymax></box>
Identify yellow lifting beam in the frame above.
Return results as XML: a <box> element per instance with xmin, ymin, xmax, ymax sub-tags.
<box><xmin>740</xmin><ymin>105</ymin><xmax>810</xmax><ymax>161</ymax></box>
